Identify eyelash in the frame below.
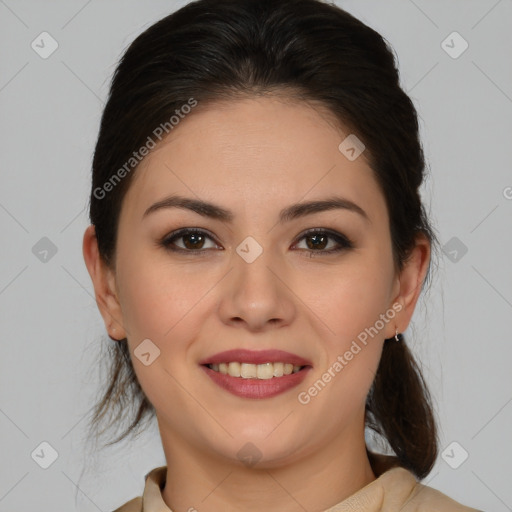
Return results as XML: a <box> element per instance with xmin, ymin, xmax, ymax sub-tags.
<box><xmin>159</xmin><ymin>227</ymin><xmax>354</xmax><ymax>257</ymax></box>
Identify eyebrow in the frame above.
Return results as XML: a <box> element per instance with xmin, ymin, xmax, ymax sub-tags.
<box><xmin>142</xmin><ymin>194</ymin><xmax>370</xmax><ymax>224</ymax></box>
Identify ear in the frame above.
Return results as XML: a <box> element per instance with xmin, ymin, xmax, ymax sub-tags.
<box><xmin>385</xmin><ymin>232</ymin><xmax>431</xmax><ymax>338</ymax></box>
<box><xmin>82</xmin><ymin>224</ymin><xmax>127</xmax><ymax>340</ymax></box>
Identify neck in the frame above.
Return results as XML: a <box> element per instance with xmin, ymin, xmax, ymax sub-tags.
<box><xmin>160</xmin><ymin>421</ymin><xmax>376</xmax><ymax>512</ymax></box>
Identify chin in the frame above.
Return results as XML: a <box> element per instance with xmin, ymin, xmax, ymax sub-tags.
<box><xmin>221</xmin><ymin>425</ymin><xmax>307</xmax><ymax>467</ymax></box>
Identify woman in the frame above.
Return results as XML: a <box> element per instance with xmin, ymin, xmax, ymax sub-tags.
<box><xmin>82</xmin><ymin>0</ymin><xmax>480</xmax><ymax>510</ymax></box>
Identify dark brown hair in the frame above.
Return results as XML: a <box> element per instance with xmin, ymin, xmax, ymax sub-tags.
<box><xmin>87</xmin><ymin>0</ymin><xmax>439</xmax><ymax>479</ymax></box>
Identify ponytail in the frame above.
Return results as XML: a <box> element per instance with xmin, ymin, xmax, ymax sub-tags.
<box><xmin>365</xmin><ymin>334</ymin><xmax>438</xmax><ymax>479</ymax></box>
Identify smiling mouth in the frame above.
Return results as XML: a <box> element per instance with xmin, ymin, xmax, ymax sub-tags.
<box><xmin>204</xmin><ymin>362</ymin><xmax>308</xmax><ymax>379</ymax></box>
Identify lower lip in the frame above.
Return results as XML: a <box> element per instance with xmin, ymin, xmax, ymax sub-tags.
<box><xmin>200</xmin><ymin>365</ymin><xmax>311</xmax><ymax>399</ymax></box>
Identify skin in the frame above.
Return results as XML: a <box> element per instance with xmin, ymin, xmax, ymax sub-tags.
<box><xmin>83</xmin><ymin>96</ymin><xmax>430</xmax><ymax>512</ymax></box>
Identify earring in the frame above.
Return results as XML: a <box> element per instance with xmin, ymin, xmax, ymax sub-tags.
<box><xmin>395</xmin><ymin>328</ymin><xmax>401</xmax><ymax>342</ymax></box>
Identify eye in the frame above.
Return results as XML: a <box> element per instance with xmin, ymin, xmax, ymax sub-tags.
<box><xmin>159</xmin><ymin>227</ymin><xmax>354</xmax><ymax>256</ymax></box>
<box><xmin>160</xmin><ymin>228</ymin><xmax>221</xmax><ymax>253</ymax></box>
<box><xmin>293</xmin><ymin>228</ymin><xmax>354</xmax><ymax>256</ymax></box>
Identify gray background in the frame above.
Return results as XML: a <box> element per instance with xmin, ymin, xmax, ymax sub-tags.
<box><xmin>0</xmin><ymin>0</ymin><xmax>511</xmax><ymax>510</ymax></box>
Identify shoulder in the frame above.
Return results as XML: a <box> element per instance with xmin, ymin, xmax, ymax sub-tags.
<box><xmin>406</xmin><ymin>477</ymin><xmax>482</xmax><ymax>511</ymax></box>
<box><xmin>110</xmin><ymin>466</ymin><xmax>167</xmax><ymax>512</ymax></box>
<box><xmin>379</xmin><ymin>467</ymin><xmax>481</xmax><ymax>511</ymax></box>
<box><xmin>366</xmin><ymin>453</ymin><xmax>480</xmax><ymax>511</ymax></box>
<box><xmin>111</xmin><ymin>495</ymin><xmax>142</xmax><ymax>512</ymax></box>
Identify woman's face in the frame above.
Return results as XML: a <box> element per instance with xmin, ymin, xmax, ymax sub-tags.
<box><xmin>86</xmin><ymin>96</ymin><xmax>427</xmax><ymax>468</ymax></box>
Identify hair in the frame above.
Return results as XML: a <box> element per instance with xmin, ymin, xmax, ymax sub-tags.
<box><xmin>86</xmin><ymin>0</ymin><xmax>439</xmax><ymax>479</ymax></box>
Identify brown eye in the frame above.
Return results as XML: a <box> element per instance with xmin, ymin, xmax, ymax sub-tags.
<box><xmin>161</xmin><ymin>228</ymin><xmax>219</xmax><ymax>253</ymax></box>
<box><xmin>294</xmin><ymin>229</ymin><xmax>354</xmax><ymax>255</ymax></box>
<box><xmin>181</xmin><ymin>232</ymin><xmax>206</xmax><ymax>250</ymax></box>
<box><xmin>305</xmin><ymin>233</ymin><xmax>329</xmax><ymax>250</ymax></box>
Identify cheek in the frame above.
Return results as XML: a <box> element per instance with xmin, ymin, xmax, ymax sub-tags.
<box><xmin>290</xmin><ymin>254</ymin><xmax>393</xmax><ymax>406</ymax></box>
<box><xmin>294</xmin><ymin>268</ymin><xmax>389</xmax><ymax>427</ymax></box>
<box><xmin>115</xmin><ymin>245</ymin><xmax>214</xmax><ymax>347</ymax></box>
<box><xmin>292</xmin><ymin>257</ymin><xmax>394</xmax><ymax>343</ymax></box>
<box><xmin>115</xmin><ymin>253</ymin><xmax>215</xmax><ymax>405</ymax></box>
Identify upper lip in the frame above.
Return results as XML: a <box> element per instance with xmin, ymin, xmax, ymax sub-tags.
<box><xmin>199</xmin><ymin>349</ymin><xmax>312</xmax><ymax>367</ymax></box>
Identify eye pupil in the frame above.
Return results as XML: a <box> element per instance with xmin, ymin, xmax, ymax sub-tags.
<box><xmin>306</xmin><ymin>234</ymin><xmax>328</xmax><ymax>250</ymax></box>
<box><xmin>184</xmin><ymin>233</ymin><xmax>204</xmax><ymax>250</ymax></box>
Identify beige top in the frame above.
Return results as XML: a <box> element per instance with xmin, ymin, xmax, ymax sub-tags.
<box><xmin>113</xmin><ymin>454</ymin><xmax>480</xmax><ymax>512</ymax></box>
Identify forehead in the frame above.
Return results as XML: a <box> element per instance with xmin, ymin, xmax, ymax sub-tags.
<box><xmin>121</xmin><ymin>96</ymin><xmax>386</xmax><ymax>223</ymax></box>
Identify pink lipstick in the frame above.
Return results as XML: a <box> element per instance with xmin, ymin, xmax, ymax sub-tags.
<box><xmin>199</xmin><ymin>349</ymin><xmax>312</xmax><ymax>399</ymax></box>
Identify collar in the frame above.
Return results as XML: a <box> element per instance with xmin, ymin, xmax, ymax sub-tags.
<box><xmin>140</xmin><ymin>453</ymin><xmax>418</xmax><ymax>512</ymax></box>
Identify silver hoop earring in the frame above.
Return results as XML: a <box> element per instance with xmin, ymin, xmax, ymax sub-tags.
<box><xmin>395</xmin><ymin>328</ymin><xmax>401</xmax><ymax>342</ymax></box>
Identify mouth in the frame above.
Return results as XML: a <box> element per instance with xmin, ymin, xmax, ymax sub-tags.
<box><xmin>199</xmin><ymin>349</ymin><xmax>312</xmax><ymax>399</ymax></box>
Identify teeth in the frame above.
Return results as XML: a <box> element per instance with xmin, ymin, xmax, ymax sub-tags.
<box><xmin>228</xmin><ymin>362</ymin><xmax>241</xmax><ymax>377</ymax></box>
<box><xmin>257</xmin><ymin>363</ymin><xmax>273</xmax><ymax>379</ymax></box>
<box><xmin>210</xmin><ymin>362</ymin><xmax>303</xmax><ymax>379</ymax></box>
<box><xmin>241</xmin><ymin>362</ymin><xmax>257</xmax><ymax>378</ymax></box>
<box><xmin>273</xmin><ymin>362</ymin><xmax>284</xmax><ymax>377</ymax></box>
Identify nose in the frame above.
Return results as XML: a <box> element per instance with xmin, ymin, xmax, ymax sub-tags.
<box><xmin>216</xmin><ymin>244</ymin><xmax>297</xmax><ymax>332</ymax></box>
